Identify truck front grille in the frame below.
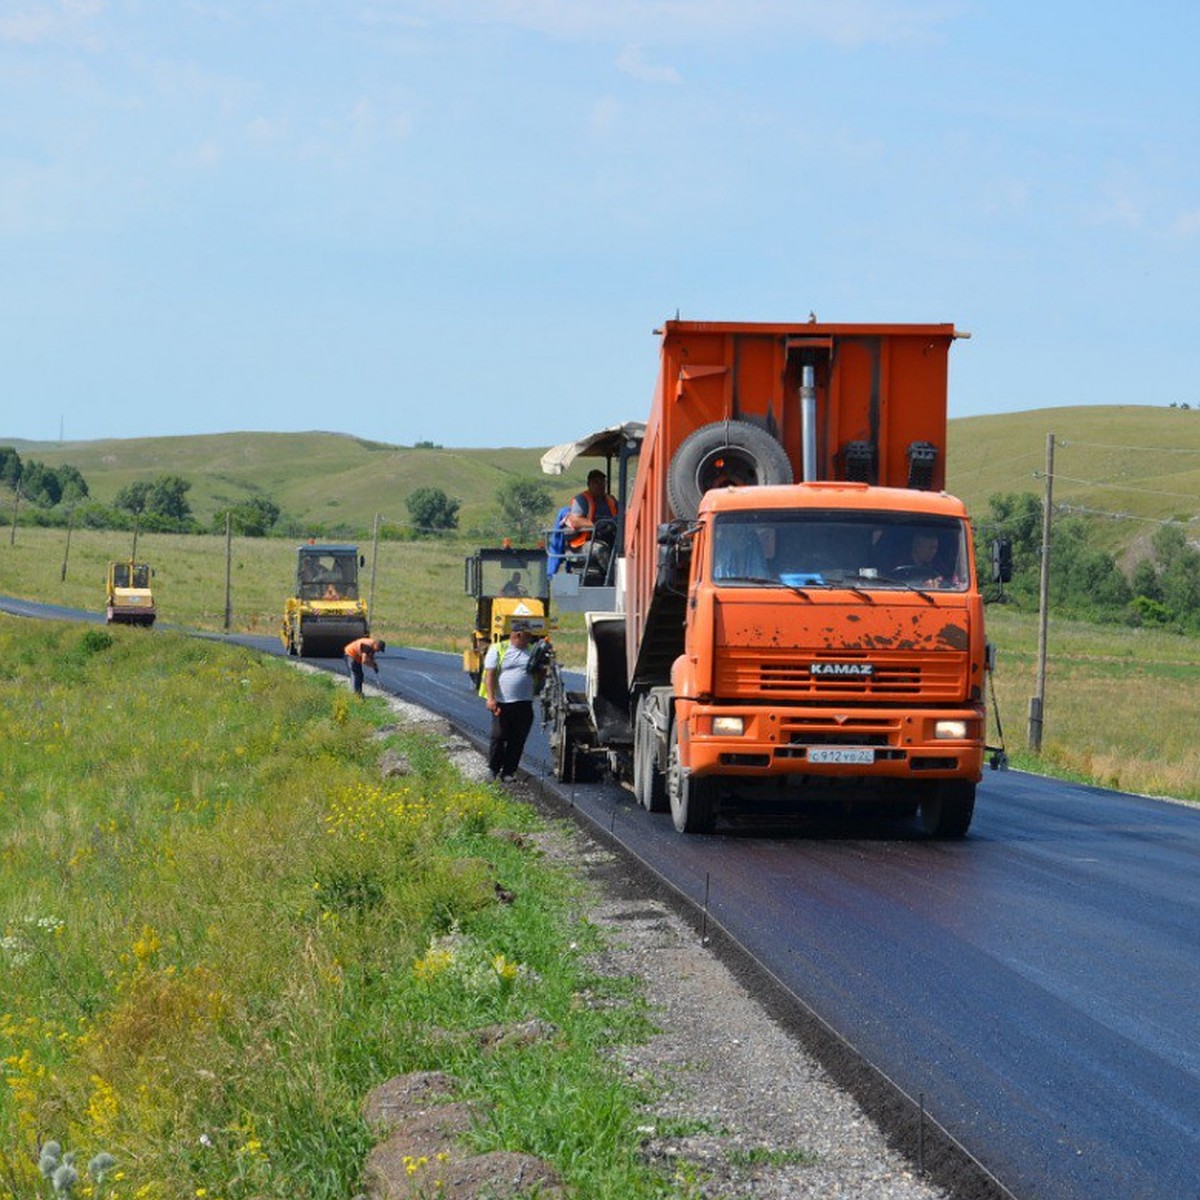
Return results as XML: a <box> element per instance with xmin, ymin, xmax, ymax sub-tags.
<box><xmin>715</xmin><ymin>649</ymin><xmax>967</xmax><ymax>702</ymax></box>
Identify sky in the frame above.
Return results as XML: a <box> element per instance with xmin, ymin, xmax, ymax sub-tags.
<box><xmin>1</xmin><ymin>0</ymin><xmax>1198</xmax><ymax>450</ymax></box>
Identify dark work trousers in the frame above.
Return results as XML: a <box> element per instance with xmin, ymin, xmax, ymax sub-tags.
<box><xmin>347</xmin><ymin>656</ymin><xmax>365</xmax><ymax>694</ymax></box>
<box><xmin>488</xmin><ymin>700</ymin><xmax>534</xmax><ymax>778</ymax></box>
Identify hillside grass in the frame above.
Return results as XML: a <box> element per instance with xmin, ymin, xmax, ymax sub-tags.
<box><xmin>0</xmin><ymin>620</ymin><xmax>671</xmax><ymax>1200</ymax></box>
<box><xmin>3</xmin><ymin>433</ymin><xmax>596</xmax><ymax>539</ymax></box>
<box><xmin>948</xmin><ymin>404</ymin><xmax>1200</xmax><ymax>563</ymax></box>
<box><xmin>10</xmin><ymin>405</ymin><xmax>1200</xmax><ymax>549</ymax></box>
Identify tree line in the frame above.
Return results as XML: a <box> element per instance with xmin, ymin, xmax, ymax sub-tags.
<box><xmin>979</xmin><ymin>492</ymin><xmax>1200</xmax><ymax>635</ymax></box>
<box><xmin>0</xmin><ymin>447</ymin><xmax>280</xmax><ymax>536</ymax></box>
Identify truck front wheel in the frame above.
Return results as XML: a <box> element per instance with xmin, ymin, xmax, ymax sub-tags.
<box><xmin>919</xmin><ymin>780</ymin><xmax>976</xmax><ymax>839</ymax></box>
<box><xmin>667</xmin><ymin>720</ymin><xmax>717</xmax><ymax>834</ymax></box>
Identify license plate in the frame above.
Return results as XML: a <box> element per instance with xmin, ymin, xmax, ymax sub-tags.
<box><xmin>807</xmin><ymin>747</ymin><xmax>875</xmax><ymax>764</ymax></box>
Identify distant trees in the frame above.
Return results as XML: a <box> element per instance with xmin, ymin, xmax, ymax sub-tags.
<box><xmin>114</xmin><ymin>475</ymin><xmax>194</xmax><ymax>531</ymax></box>
<box><xmin>212</xmin><ymin>496</ymin><xmax>281</xmax><ymax>537</ymax></box>
<box><xmin>980</xmin><ymin>490</ymin><xmax>1200</xmax><ymax>633</ymax></box>
<box><xmin>0</xmin><ymin>447</ymin><xmax>90</xmax><ymax>507</ymax></box>
<box><xmin>406</xmin><ymin>487</ymin><xmax>459</xmax><ymax>534</ymax></box>
<box><xmin>495</xmin><ymin>478</ymin><xmax>553</xmax><ymax>541</ymax></box>
<box><xmin>1128</xmin><ymin>523</ymin><xmax>1200</xmax><ymax>631</ymax></box>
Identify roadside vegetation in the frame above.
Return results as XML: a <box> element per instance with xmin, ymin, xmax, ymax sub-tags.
<box><xmin>0</xmin><ymin>619</ymin><xmax>677</xmax><ymax>1199</ymax></box>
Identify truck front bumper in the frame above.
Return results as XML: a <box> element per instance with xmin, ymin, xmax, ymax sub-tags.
<box><xmin>680</xmin><ymin>702</ymin><xmax>985</xmax><ymax>782</ymax></box>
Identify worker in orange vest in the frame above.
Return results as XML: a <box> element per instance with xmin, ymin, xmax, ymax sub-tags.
<box><xmin>562</xmin><ymin>469</ymin><xmax>619</xmax><ymax>549</ymax></box>
<box><xmin>343</xmin><ymin>636</ymin><xmax>386</xmax><ymax>695</ymax></box>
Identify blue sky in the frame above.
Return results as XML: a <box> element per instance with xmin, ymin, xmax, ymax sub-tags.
<box><xmin>2</xmin><ymin>1</ymin><xmax>1197</xmax><ymax>448</ymax></box>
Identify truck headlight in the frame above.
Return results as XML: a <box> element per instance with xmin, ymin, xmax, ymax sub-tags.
<box><xmin>712</xmin><ymin>716</ymin><xmax>745</xmax><ymax>736</ymax></box>
<box><xmin>934</xmin><ymin>720</ymin><xmax>968</xmax><ymax>740</ymax></box>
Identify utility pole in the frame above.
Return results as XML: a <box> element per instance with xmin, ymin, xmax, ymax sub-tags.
<box><xmin>1028</xmin><ymin>432</ymin><xmax>1055</xmax><ymax>752</ymax></box>
<box><xmin>61</xmin><ymin>506</ymin><xmax>75</xmax><ymax>581</ymax></box>
<box><xmin>131</xmin><ymin>511</ymin><xmax>141</xmax><ymax>561</ymax></box>
<box><xmin>8</xmin><ymin>479</ymin><xmax>19</xmax><ymax>545</ymax></box>
<box><xmin>224</xmin><ymin>511</ymin><xmax>233</xmax><ymax>633</ymax></box>
<box><xmin>369</xmin><ymin>512</ymin><xmax>381</xmax><ymax>625</ymax></box>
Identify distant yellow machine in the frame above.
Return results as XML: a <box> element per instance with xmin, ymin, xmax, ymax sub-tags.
<box><xmin>281</xmin><ymin>543</ymin><xmax>370</xmax><ymax>658</ymax></box>
<box><xmin>105</xmin><ymin>560</ymin><xmax>156</xmax><ymax>626</ymax></box>
<box><xmin>462</xmin><ymin>546</ymin><xmax>554</xmax><ymax>689</ymax></box>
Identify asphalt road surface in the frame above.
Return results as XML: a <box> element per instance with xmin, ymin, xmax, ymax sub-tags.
<box><xmin>6</xmin><ymin>602</ymin><xmax>1199</xmax><ymax>1200</ymax></box>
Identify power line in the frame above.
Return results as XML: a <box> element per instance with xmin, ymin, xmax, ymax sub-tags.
<box><xmin>1036</xmin><ymin>471</ymin><xmax>1200</xmax><ymax>501</ymax></box>
<box><xmin>1055</xmin><ymin>503</ymin><xmax>1200</xmax><ymax>526</ymax></box>
<box><xmin>1059</xmin><ymin>437</ymin><xmax>1200</xmax><ymax>456</ymax></box>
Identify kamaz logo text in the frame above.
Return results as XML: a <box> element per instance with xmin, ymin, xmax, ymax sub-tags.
<box><xmin>810</xmin><ymin>662</ymin><xmax>874</xmax><ymax>677</ymax></box>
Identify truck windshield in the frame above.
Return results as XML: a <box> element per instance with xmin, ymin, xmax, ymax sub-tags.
<box><xmin>480</xmin><ymin>555</ymin><xmax>549</xmax><ymax>601</ymax></box>
<box><xmin>298</xmin><ymin>553</ymin><xmax>360</xmax><ymax>600</ymax></box>
<box><xmin>711</xmin><ymin>510</ymin><xmax>970</xmax><ymax>592</ymax></box>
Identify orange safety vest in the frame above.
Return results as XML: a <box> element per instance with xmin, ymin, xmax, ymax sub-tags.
<box><xmin>344</xmin><ymin>637</ymin><xmax>376</xmax><ymax>664</ymax></box>
<box><xmin>568</xmin><ymin>492</ymin><xmax>618</xmax><ymax>549</ymax></box>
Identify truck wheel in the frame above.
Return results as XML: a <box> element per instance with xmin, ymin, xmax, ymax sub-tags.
<box><xmin>633</xmin><ymin>701</ymin><xmax>668</xmax><ymax>813</ymax></box>
<box><xmin>919</xmin><ymin>781</ymin><xmax>976</xmax><ymax>839</ymax></box>
<box><xmin>666</xmin><ymin>419</ymin><xmax>794</xmax><ymax>520</ymax></box>
<box><xmin>554</xmin><ymin>727</ymin><xmax>577</xmax><ymax>784</ymax></box>
<box><xmin>667</xmin><ymin>720</ymin><xmax>717</xmax><ymax>834</ymax></box>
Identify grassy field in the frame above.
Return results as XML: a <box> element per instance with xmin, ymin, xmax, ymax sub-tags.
<box><xmin>2</xmin><ymin>523</ymin><xmax>1198</xmax><ymax>804</ymax></box>
<box><xmin>0</xmin><ymin>620</ymin><xmax>677</xmax><ymax>1199</ymax></box>
<box><xmin>982</xmin><ymin>606</ymin><xmax>1200</xmax><ymax>801</ymax></box>
<box><xmin>0</xmin><ymin>525</ymin><xmax>589</xmax><ymax>664</ymax></box>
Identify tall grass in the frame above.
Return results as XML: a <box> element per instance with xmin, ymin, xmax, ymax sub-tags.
<box><xmin>984</xmin><ymin>606</ymin><xmax>1200</xmax><ymax>800</ymax></box>
<box><xmin>0</xmin><ymin>619</ymin><xmax>664</xmax><ymax>1199</ymax></box>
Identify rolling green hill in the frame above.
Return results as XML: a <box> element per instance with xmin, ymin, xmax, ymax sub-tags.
<box><xmin>6</xmin><ymin>405</ymin><xmax>1200</xmax><ymax>558</ymax></box>
<box><xmin>948</xmin><ymin>405</ymin><xmax>1200</xmax><ymax>566</ymax></box>
<box><xmin>1</xmin><ymin>431</ymin><xmax>596</xmax><ymax>538</ymax></box>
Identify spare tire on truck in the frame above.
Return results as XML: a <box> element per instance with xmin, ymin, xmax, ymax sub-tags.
<box><xmin>666</xmin><ymin>419</ymin><xmax>794</xmax><ymax>520</ymax></box>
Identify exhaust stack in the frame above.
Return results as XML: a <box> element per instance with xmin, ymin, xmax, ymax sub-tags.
<box><xmin>800</xmin><ymin>363</ymin><xmax>817</xmax><ymax>482</ymax></box>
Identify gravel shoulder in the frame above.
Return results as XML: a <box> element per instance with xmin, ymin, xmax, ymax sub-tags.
<box><xmin>369</xmin><ymin>685</ymin><xmax>1004</xmax><ymax>1199</ymax></box>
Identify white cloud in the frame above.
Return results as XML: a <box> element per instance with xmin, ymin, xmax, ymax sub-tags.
<box><xmin>349</xmin><ymin>96</ymin><xmax>377</xmax><ymax>131</ymax></box>
<box><xmin>1170</xmin><ymin>210</ymin><xmax>1200</xmax><ymax>238</ymax></box>
<box><xmin>0</xmin><ymin>0</ymin><xmax>104</xmax><ymax>48</ymax></box>
<box><xmin>590</xmin><ymin>95</ymin><xmax>621</xmax><ymax>136</ymax></box>
<box><xmin>980</xmin><ymin>177</ymin><xmax>1031</xmax><ymax>217</ymax></box>
<box><xmin>176</xmin><ymin>139</ymin><xmax>223</xmax><ymax>170</ymax></box>
<box><xmin>420</xmin><ymin>0</ymin><xmax>960</xmax><ymax>47</ymax></box>
<box><xmin>245</xmin><ymin>116</ymin><xmax>287</xmax><ymax>145</ymax></box>
<box><xmin>615</xmin><ymin>44</ymin><xmax>681</xmax><ymax>84</ymax></box>
<box><xmin>1091</xmin><ymin>182</ymin><xmax>1143</xmax><ymax>231</ymax></box>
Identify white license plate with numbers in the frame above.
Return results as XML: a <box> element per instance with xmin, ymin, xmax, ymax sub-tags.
<box><xmin>807</xmin><ymin>747</ymin><xmax>875</xmax><ymax>764</ymax></box>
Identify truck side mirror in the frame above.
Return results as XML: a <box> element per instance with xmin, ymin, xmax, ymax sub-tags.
<box><xmin>991</xmin><ymin>538</ymin><xmax>1012</xmax><ymax>584</ymax></box>
<box><xmin>360</xmin><ymin>555</ymin><xmax>366</xmax><ymax>567</ymax></box>
<box><xmin>655</xmin><ymin>521</ymin><xmax>693</xmax><ymax>593</ymax></box>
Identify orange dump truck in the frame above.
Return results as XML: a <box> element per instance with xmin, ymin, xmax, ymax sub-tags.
<box><xmin>541</xmin><ymin>318</ymin><xmax>1008</xmax><ymax>836</ymax></box>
